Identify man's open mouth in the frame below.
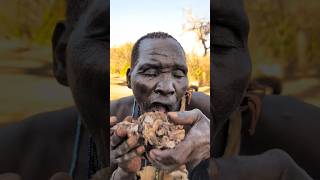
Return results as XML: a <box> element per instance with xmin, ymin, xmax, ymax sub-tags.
<box><xmin>149</xmin><ymin>102</ymin><xmax>172</xmax><ymax>113</ymax></box>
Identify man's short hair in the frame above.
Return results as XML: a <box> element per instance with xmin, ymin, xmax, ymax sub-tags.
<box><xmin>131</xmin><ymin>32</ymin><xmax>185</xmax><ymax>68</ymax></box>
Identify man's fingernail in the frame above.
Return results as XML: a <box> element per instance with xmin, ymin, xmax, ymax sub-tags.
<box><xmin>124</xmin><ymin>116</ymin><xmax>133</xmax><ymax>122</ymax></box>
<box><xmin>116</xmin><ymin>128</ymin><xmax>127</xmax><ymax>137</ymax></box>
<box><xmin>127</xmin><ymin>136</ymin><xmax>138</xmax><ymax>147</ymax></box>
<box><xmin>151</xmin><ymin>149</ymin><xmax>163</xmax><ymax>157</ymax></box>
<box><xmin>137</xmin><ymin>146</ymin><xmax>145</xmax><ymax>154</ymax></box>
<box><xmin>156</xmin><ymin>156</ymin><xmax>162</xmax><ymax>161</ymax></box>
<box><xmin>110</xmin><ymin>116</ymin><xmax>117</xmax><ymax>126</ymax></box>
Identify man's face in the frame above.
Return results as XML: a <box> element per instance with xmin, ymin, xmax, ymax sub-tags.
<box><xmin>66</xmin><ymin>0</ymin><xmax>108</xmax><ymax>134</ymax></box>
<box><xmin>212</xmin><ymin>0</ymin><xmax>251</xmax><ymax>129</ymax></box>
<box><xmin>128</xmin><ymin>38</ymin><xmax>189</xmax><ymax>114</ymax></box>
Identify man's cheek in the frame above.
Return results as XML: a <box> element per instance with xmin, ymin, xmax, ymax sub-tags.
<box><xmin>175</xmin><ymin>79</ymin><xmax>188</xmax><ymax>96</ymax></box>
<box><xmin>178</xmin><ymin>77</ymin><xmax>188</xmax><ymax>86</ymax></box>
<box><xmin>132</xmin><ymin>78</ymin><xmax>153</xmax><ymax>97</ymax></box>
<box><xmin>66</xmin><ymin>50</ymin><xmax>107</xmax><ymax>108</ymax></box>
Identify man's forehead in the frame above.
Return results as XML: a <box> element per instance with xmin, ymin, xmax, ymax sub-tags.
<box><xmin>138</xmin><ymin>56</ymin><xmax>186</xmax><ymax>65</ymax></box>
<box><xmin>135</xmin><ymin>39</ymin><xmax>185</xmax><ymax>68</ymax></box>
<box><xmin>139</xmin><ymin>38</ymin><xmax>185</xmax><ymax>56</ymax></box>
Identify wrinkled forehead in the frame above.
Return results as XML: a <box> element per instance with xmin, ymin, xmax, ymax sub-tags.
<box><xmin>140</xmin><ymin>38</ymin><xmax>185</xmax><ymax>56</ymax></box>
<box><xmin>138</xmin><ymin>38</ymin><xmax>186</xmax><ymax>65</ymax></box>
<box><xmin>212</xmin><ymin>0</ymin><xmax>249</xmax><ymax>40</ymax></box>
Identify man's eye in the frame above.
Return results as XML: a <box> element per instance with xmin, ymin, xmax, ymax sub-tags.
<box><xmin>172</xmin><ymin>70</ymin><xmax>185</xmax><ymax>78</ymax></box>
<box><xmin>143</xmin><ymin>69</ymin><xmax>158</xmax><ymax>77</ymax></box>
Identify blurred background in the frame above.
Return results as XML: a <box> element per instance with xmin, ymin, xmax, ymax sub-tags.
<box><xmin>245</xmin><ymin>0</ymin><xmax>320</xmax><ymax>106</ymax></box>
<box><xmin>0</xmin><ymin>0</ymin><xmax>319</xmax><ymax>125</ymax></box>
<box><xmin>110</xmin><ymin>0</ymin><xmax>210</xmax><ymax>100</ymax></box>
<box><xmin>0</xmin><ymin>0</ymin><xmax>73</xmax><ymax>125</ymax></box>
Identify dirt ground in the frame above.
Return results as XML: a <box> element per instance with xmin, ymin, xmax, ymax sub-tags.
<box><xmin>0</xmin><ymin>41</ymin><xmax>319</xmax><ymax>125</ymax></box>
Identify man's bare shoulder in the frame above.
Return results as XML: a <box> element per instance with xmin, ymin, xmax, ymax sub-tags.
<box><xmin>188</xmin><ymin>92</ymin><xmax>210</xmax><ymax>118</ymax></box>
<box><xmin>259</xmin><ymin>95</ymin><xmax>320</xmax><ymax>125</ymax></box>
<box><xmin>0</xmin><ymin>107</ymin><xmax>78</xmax><ymax>146</ymax></box>
<box><xmin>110</xmin><ymin>96</ymin><xmax>134</xmax><ymax>120</ymax></box>
<box><xmin>0</xmin><ymin>107</ymin><xmax>78</xmax><ymax>135</ymax></box>
<box><xmin>0</xmin><ymin>107</ymin><xmax>78</xmax><ymax>172</ymax></box>
<box><xmin>190</xmin><ymin>92</ymin><xmax>210</xmax><ymax>102</ymax></box>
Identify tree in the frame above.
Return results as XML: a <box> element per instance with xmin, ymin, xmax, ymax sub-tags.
<box><xmin>183</xmin><ymin>9</ymin><xmax>210</xmax><ymax>57</ymax></box>
<box><xmin>110</xmin><ymin>43</ymin><xmax>133</xmax><ymax>77</ymax></box>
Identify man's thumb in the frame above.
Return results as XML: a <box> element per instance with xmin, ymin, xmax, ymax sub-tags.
<box><xmin>167</xmin><ymin>109</ymin><xmax>203</xmax><ymax>125</ymax></box>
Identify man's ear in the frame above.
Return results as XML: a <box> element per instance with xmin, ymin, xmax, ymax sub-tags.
<box><xmin>52</xmin><ymin>21</ymin><xmax>68</xmax><ymax>86</ymax></box>
<box><xmin>126</xmin><ymin>68</ymin><xmax>132</xmax><ymax>89</ymax></box>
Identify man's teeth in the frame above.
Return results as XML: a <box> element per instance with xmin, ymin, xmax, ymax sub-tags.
<box><xmin>152</xmin><ymin>105</ymin><xmax>167</xmax><ymax>113</ymax></box>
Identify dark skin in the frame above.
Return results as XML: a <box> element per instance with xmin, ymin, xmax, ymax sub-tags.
<box><xmin>128</xmin><ymin>38</ymin><xmax>189</xmax><ymax>114</ymax></box>
<box><xmin>0</xmin><ymin>108</ymin><xmax>89</xmax><ymax>180</ymax></box>
<box><xmin>210</xmin><ymin>0</ymin><xmax>319</xmax><ymax>179</ymax></box>
<box><xmin>240</xmin><ymin>95</ymin><xmax>320</xmax><ymax>178</ymax></box>
<box><xmin>0</xmin><ymin>0</ymin><xmax>107</xmax><ymax>179</ymax></box>
<box><xmin>191</xmin><ymin>149</ymin><xmax>312</xmax><ymax>180</ymax></box>
<box><xmin>0</xmin><ymin>0</ymin><xmax>318</xmax><ymax>179</ymax></box>
<box><xmin>108</xmin><ymin>33</ymin><xmax>312</xmax><ymax>180</ymax></box>
<box><xmin>63</xmin><ymin>0</ymin><xmax>109</xmax><ymax>168</ymax></box>
<box><xmin>211</xmin><ymin>0</ymin><xmax>251</xmax><ymax>156</ymax></box>
<box><xmin>109</xmin><ymin>110</ymin><xmax>210</xmax><ymax>180</ymax></box>
<box><xmin>110</xmin><ymin>37</ymin><xmax>211</xmax><ymax>178</ymax></box>
<box><xmin>0</xmin><ymin>2</ymin><xmax>211</xmax><ymax>179</ymax></box>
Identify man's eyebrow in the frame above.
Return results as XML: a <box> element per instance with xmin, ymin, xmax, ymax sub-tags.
<box><xmin>137</xmin><ymin>61</ymin><xmax>188</xmax><ymax>72</ymax></box>
<box><xmin>137</xmin><ymin>63</ymin><xmax>160</xmax><ymax>70</ymax></box>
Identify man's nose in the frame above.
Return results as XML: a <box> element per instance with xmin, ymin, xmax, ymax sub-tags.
<box><xmin>154</xmin><ymin>80</ymin><xmax>175</xmax><ymax>96</ymax></box>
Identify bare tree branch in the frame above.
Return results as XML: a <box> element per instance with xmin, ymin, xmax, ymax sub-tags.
<box><xmin>183</xmin><ymin>9</ymin><xmax>210</xmax><ymax>56</ymax></box>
